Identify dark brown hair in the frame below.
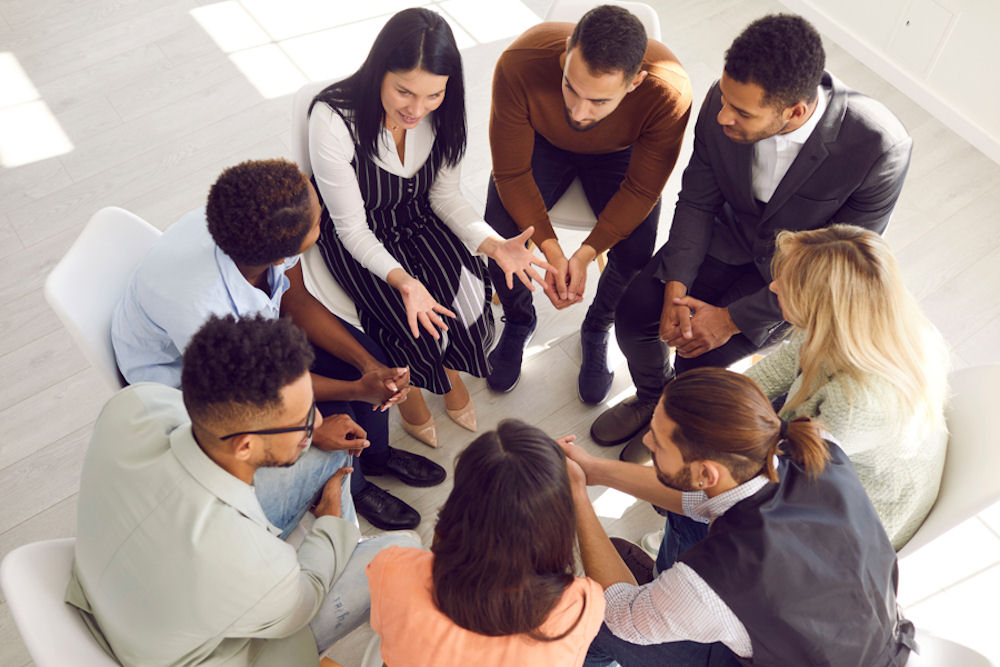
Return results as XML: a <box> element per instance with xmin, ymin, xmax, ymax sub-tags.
<box><xmin>431</xmin><ymin>420</ymin><xmax>585</xmax><ymax>640</ymax></box>
<box><xmin>661</xmin><ymin>368</ymin><xmax>830</xmax><ymax>482</ymax></box>
<box><xmin>567</xmin><ymin>5</ymin><xmax>647</xmax><ymax>78</ymax></box>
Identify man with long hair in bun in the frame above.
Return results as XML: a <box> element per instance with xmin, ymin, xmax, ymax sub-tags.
<box><xmin>563</xmin><ymin>368</ymin><xmax>914</xmax><ymax>666</ymax></box>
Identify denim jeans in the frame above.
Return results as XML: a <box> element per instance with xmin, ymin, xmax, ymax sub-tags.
<box><xmin>584</xmin><ymin>623</ymin><xmax>741</xmax><ymax>667</ymax></box>
<box><xmin>254</xmin><ymin>446</ymin><xmax>357</xmax><ymax>537</ymax></box>
<box><xmin>484</xmin><ymin>133</ymin><xmax>660</xmax><ymax>332</ymax></box>
<box><xmin>310</xmin><ymin>531</ymin><xmax>423</xmax><ymax>652</ymax></box>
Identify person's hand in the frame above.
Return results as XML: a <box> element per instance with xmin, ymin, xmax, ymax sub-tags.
<box><xmin>556</xmin><ymin>434</ymin><xmax>598</xmax><ymax>486</ymax></box>
<box><xmin>566</xmin><ymin>245</ymin><xmax>597</xmax><ymax>302</ymax></box>
<box><xmin>357</xmin><ymin>365</ymin><xmax>411</xmax><ymax>411</ymax></box>
<box><xmin>312</xmin><ymin>466</ymin><xmax>353</xmax><ymax>519</ymax></box>
<box><xmin>483</xmin><ymin>226</ymin><xmax>557</xmax><ymax>291</ymax></box>
<box><xmin>538</xmin><ymin>240</ymin><xmax>582</xmax><ymax>309</ymax></box>
<box><xmin>396</xmin><ymin>275</ymin><xmax>456</xmax><ymax>340</ymax></box>
<box><xmin>666</xmin><ymin>296</ymin><xmax>740</xmax><ymax>358</ymax></box>
<box><xmin>314</xmin><ymin>414</ymin><xmax>369</xmax><ymax>456</ymax></box>
<box><xmin>565</xmin><ymin>455</ymin><xmax>588</xmax><ymax>499</ymax></box>
<box><xmin>658</xmin><ymin>281</ymin><xmax>691</xmax><ymax>344</ymax></box>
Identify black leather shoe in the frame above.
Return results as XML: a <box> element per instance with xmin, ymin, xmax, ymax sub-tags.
<box><xmin>360</xmin><ymin>447</ymin><xmax>446</xmax><ymax>487</ymax></box>
<box><xmin>353</xmin><ymin>484</ymin><xmax>420</xmax><ymax>530</ymax></box>
<box><xmin>591</xmin><ymin>395</ymin><xmax>658</xmax><ymax>446</ymax></box>
<box><xmin>578</xmin><ymin>327</ymin><xmax>613</xmax><ymax>405</ymax></box>
<box><xmin>486</xmin><ymin>316</ymin><xmax>536</xmax><ymax>393</ymax></box>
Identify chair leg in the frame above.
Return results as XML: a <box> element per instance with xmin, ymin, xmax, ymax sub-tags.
<box><xmin>597</xmin><ymin>250</ymin><xmax>607</xmax><ymax>272</ymax></box>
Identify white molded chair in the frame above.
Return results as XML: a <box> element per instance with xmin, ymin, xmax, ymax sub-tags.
<box><xmin>290</xmin><ymin>78</ymin><xmax>364</xmax><ymax>329</ymax></box>
<box><xmin>898</xmin><ymin>364</ymin><xmax>1000</xmax><ymax>558</ymax></box>
<box><xmin>543</xmin><ymin>0</ymin><xmax>663</xmax><ymax>268</ymax></box>
<box><xmin>1</xmin><ymin>538</ymin><xmax>120</xmax><ymax>666</ymax></box>
<box><xmin>907</xmin><ymin>629</ymin><xmax>994</xmax><ymax>665</ymax></box>
<box><xmin>44</xmin><ymin>207</ymin><xmax>162</xmax><ymax>392</ymax></box>
<box><xmin>360</xmin><ymin>633</ymin><xmax>384</xmax><ymax>667</ymax></box>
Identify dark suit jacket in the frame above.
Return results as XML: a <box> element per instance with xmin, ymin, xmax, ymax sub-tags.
<box><xmin>654</xmin><ymin>72</ymin><xmax>912</xmax><ymax>345</ymax></box>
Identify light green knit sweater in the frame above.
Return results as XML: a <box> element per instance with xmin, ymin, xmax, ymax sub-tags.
<box><xmin>746</xmin><ymin>332</ymin><xmax>946</xmax><ymax>550</ymax></box>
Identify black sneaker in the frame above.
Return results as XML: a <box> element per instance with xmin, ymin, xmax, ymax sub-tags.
<box><xmin>486</xmin><ymin>316</ymin><xmax>536</xmax><ymax>393</ymax></box>
<box><xmin>578</xmin><ymin>327</ymin><xmax>613</xmax><ymax>405</ymax></box>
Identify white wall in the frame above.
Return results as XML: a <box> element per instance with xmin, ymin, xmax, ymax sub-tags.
<box><xmin>780</xmin><ymin>0</ymin><xmax>1000</xmax><ymax>165</ymax></box>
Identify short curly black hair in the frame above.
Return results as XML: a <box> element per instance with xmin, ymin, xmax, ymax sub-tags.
<box><xmin>724</xmin><ymin>14</ymin><xmax>825</xmax><ymax>109</ymax></box>
<box><xmin>205</xmin><ymin>159</ymin><xmax>313</xmax><ymax>267</ymax></box>
<box><xmin>567</xmin><ymin>5</ymin><xmax>647</xmax><ymax>78</ymax></box>
<box><xmin>181</xmin><ymin>314</ymin><xmax>315</xmax><ymax>429</ymax></box>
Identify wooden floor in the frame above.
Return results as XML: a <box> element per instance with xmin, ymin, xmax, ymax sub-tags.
<box><xmin>1</xmin><ymin>0</ymin><xmax>999</xmax><ymax>664</ymax></box>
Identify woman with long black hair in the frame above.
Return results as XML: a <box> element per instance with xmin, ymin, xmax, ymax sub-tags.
<box><xmin>309</xmin><ymin>8</ymin><xmax>552</xmax><ymax>447</ymax></box>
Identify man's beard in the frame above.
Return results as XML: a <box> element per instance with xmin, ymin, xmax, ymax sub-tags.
<box><xmin>653</xmin><ymin>455</ymin><xmax>700</xmax><ymax>492</ymax></box>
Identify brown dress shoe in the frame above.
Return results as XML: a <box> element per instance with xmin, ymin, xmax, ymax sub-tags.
<box><xmin>610</xmin><ymin>537</ymin><xmax>655</xmax><ymax>585</ymax></box>
<box><xmin>591</xmin><ymin>395</ymin><xmax>657</xmax><ymax>446</ymax></box>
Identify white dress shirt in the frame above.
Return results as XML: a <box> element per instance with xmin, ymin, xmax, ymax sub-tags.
<box><xmin>603</xmin><ymin>476</ymin><xmax>773</xmax><ymax>658</ymax></box>
<box><xmin>751</xmin><ymin>86</ymin><xmax>828</xmax><ymax>203</ymax></box>
<box><xmin>308</xmin><ymin>103</ymin><xmax>496</xmax><ymax>281</ymax></box>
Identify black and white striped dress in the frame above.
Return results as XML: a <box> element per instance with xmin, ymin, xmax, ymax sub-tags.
<box><xmin>314</xmin><ymin>125</ymin><xmax>494</xmax><ymax>394</ymax></box>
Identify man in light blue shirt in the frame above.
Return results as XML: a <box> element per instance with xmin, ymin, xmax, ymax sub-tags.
<box><xmin>112</xmin><ymin>159</ymin><xmax>444</xmax><ymax>531</ymax></box>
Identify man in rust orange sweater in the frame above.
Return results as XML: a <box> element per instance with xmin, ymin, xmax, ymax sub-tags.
<box><xmin>484</xmin><ymin>5</ymin><xmax>692</xmax><ymax>402</ymax></box>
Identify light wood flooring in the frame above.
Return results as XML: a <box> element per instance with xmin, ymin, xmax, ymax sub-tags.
<box><xmin>1</xmin><ymin>0</ymin><xmax>999</xmax><ymax>664</ymax></box>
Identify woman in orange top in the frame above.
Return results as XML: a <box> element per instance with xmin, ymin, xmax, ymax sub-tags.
<box><xmin>366</xmin><ymin>420</ymin><xmax>605</xmax><ymax>666</ymax></box>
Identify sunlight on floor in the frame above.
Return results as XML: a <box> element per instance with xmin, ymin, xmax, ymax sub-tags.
<box><xmin>190</xmin><ymin>0</ymin><xmax>541</xmax><ymax>99</ymax></box>
<box><xmin>592</xmin><ymin>487</ymin><xmax>639</xmax><ymax>519</ymax></box>
<box><xmin>0</xmin><ymin>52</ymin><xmax>73</xmax><ymax>168</ymax></box>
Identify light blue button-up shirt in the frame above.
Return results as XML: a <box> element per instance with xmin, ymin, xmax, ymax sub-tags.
<box><xmin>111</xmin><ymin>208</ymin><xmax>299</xmax><ymax>387</ymax></box>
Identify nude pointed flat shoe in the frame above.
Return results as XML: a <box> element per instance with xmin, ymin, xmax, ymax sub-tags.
<box><xmin>445</xmin><ymin>398</ymin><xmax>477</xmax><ymax>432</ymax></box>
<box><xmin>401</xmin><ymin>413</ymin><xmax>438</xmax><ymax>448</ymax></box>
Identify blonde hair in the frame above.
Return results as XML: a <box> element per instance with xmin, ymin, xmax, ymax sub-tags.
<box><xmin>772</xmin><ymin>225</ymin><xmax>948</xmax><ymax>431</ymax></box>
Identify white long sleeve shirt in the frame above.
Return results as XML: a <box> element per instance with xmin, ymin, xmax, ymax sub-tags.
<box><xmin>308</xmin><ymin>103</ymin><xmax>495</xmax><ymax>281</ymax></box>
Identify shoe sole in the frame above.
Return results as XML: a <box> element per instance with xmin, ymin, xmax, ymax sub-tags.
<box><xmin>360</xmin><ymin>464</ymin><xmax>445</xmax><ymax>488</ymax></box>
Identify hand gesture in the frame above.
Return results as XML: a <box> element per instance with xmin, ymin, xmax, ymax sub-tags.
<box><xmin>314</xmin><ymin>413</ymin><xmax>369</xmax><ymax>456</ymax></box>
<box><xmin>565</xmin><ymin>249</ymin><xmax>594</xmax><ymax>303</ymax></box>
<box><xmin>488</xmin><ymin>226</ymin><xmax>557</xmax><ymax>291</ymax></box>
<box><xmin>666</xmin><ymin>296</ymin><xmax>739</xmax><ymax>359</ymax></box>
<box><xmin>357</xmin><ymin>365</ymin><xmax>411</xmax><ymax>411</ymax></box>
<box><xmin>398</xmin><ymin>276</ymin><xmax>456</xmax><ymax>340</ymax></box>
<box><xmin>538</xmin><ymin>241</ymin><xmax>582</xmax><ymax>309</ymax></box>
<box><xmin>312</xmin><ymin>466</ymin><xmax>353</xmax><ymax>518</ymax></box>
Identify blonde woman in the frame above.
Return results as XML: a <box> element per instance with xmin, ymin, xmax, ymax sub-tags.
<box><xmin>747</xmin><ymin>224</ymin><xmax>949</xmax><ymax>549</ymax></box>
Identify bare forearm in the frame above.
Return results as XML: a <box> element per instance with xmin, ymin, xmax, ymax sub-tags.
<box><xmin>310</xmin><ymin>372</ymin><xmax>361</xmax><ymax>403</ymax></box>
<box><xmin>574</xmin><ymin>488</ymin><xmax>636</xmax><ymax>589</ymax></box>
<box><xmin>589</xmin><ymin>458</ymin><xmax>683</xmax><ymax>515</ymax></box>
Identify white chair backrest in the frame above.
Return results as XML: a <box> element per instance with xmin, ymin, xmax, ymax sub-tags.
<box><xmin>291</xmin><ymin>78</ymin><xmax>340</xmax><ymax>178</ymax></box>
<box><xmin>898</xmin><ymin>364</ymin><xmax>1000</xmax><ymax>558</ymax></box>
<box><xmin>360</xmin><ymin>632</ymin><xmax>384</xmax><ymax>667</ymax></box>
<box><xmin>906</xmin><ymin>628</ymin><xmax>994</xmax><ymax>666</ymax></box>
<box><xmin>1</xmin><ymin>538</ymin><xmax>120</xmax><ymax>666</ymax></box>
<box><xmin>44</xmin><ymin>207</ymin><xmax>162</xmax><ymax>392</ymax></box>
<box><xmin>544</xmin><ymin>0</ymin><xmax>662</xmax><ymax>42</ymax></box>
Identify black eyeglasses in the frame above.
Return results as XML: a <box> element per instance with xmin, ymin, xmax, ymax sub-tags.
<box><xmin>219</xmin><ymin>401</ymin><xmax>317</xmax><ymax>442</ymax></box>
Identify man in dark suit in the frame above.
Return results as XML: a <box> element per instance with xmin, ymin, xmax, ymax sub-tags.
<box><xmin>591</xmin><ymin>14</ymin><xmax>912</xmax><ymax>453</ymax></box>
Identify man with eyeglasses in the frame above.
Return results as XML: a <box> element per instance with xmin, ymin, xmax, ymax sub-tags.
<box><xmin>68</xmin><ymin>314</ymin><xmax>420</xmax><ymax>666</ymax></box>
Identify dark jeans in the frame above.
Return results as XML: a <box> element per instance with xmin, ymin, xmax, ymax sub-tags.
<box><xmin>616</xmin><ymin>250</ymin><xmax>789</xmax><ymax>401</ymax></box>
<box><xmin>584</xmin><ymin>624</ymin><xmax>741</xmax><ymax>667</ymax></box>
<box><xmin>310</xmin><ymin>318</ymin><xmax>391</xmax><ymax>496</ymax></box>
<box><xmin>484</xmin><ymin>133</ymin><xmax>660</xmax><ymax>332</ymax></box>
<box><xmin>583</xmin><ymin>513</ymin><xmax>738</xmax><ymax>667</ymax></box>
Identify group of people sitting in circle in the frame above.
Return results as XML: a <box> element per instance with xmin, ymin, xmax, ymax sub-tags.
<box><xmin>65</xmin><ymin>4</ymin><xmax>948</xmax><ymax>667</ymax></box>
